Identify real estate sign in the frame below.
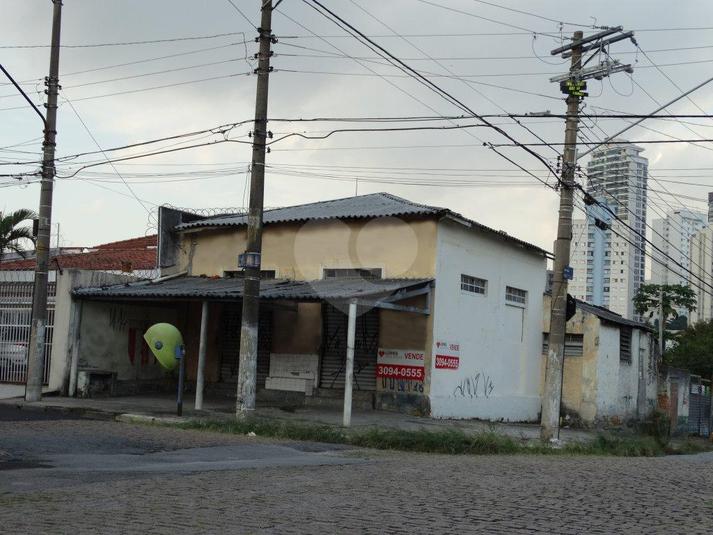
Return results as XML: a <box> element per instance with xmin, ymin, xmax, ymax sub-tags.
<box><xmin>376</xmin><ymin>348</ymin><xmax>425</xmax><ymax>382</ymax></box>
<box><xmin>435</xmin><ymin>340</ymin><xmax>460</xmax><ymax>370</ymax></box>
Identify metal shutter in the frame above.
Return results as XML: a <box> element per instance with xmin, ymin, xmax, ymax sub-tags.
<box><xmin>319</xmin><ymin>304</ymin><xmax>378</xmax><ymax>391</ymax></box>
<box><xmin>219</xmin><ymin>303</ymin><xmax>271</xmax><ymax>388</ymax></box>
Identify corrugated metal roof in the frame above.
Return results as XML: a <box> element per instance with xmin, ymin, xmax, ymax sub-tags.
<box><xmin>175</xmin><ymin>192</ymin><xmax>443</xmax><ymax>230</ymax></box>
<box><xmin>173</xmin><ymin>192</ymin><xmax>548</xmax><ymax>256</ymax></box>
<box><xmin>73</xmin><ymin>276</ymin><xmax>433</xmax><ymax>301</ymax></box>
<box><xmin>576</xmin><ymin>299</ymin><xmax>653</xmax><ymax>332</ymax></box>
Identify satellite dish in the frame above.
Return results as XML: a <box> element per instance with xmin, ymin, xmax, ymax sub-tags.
<box><xmin>143</xmin><ymin>323</ymin><xmax>185</xmax><ymax>371</ymax></box>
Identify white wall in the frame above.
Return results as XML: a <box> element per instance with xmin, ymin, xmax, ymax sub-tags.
<box><xmin>48</xmin><ymin>270</ymin><xmax>136</xmax><ymax>393</ymax></box>
<box><xmin>595</xmin><ymin>326</ymin><xmax>655</xmax><ymax>422</ymax></box>
<box><xmin>594</xmin><ymin>324</ymin><xmax>620</xmax><ymax>418</ymax></box>
<box><xmin>429</xmin><ymin>220</ymin><xmax>546</xmax><ymax>421</ymax></box>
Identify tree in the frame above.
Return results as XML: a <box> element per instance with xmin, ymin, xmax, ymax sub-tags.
<box><xmin>633</xmin><ymin>283</ymin><xmax>697</xmax><ymax>346</ymax></box>
<box><xmin>0</xmin><ymin>208</ymin><xmax>37</xmax><ymax>261</ymax></box>
<box><xmin>634</xmin><ymin>283</ymin><xmax>696</xmax><ymax>323</ymax></box>
<box><xmin>666</xmin><ymin>319</ymin><xmax>713</xmax><ymax>378</ymax></box>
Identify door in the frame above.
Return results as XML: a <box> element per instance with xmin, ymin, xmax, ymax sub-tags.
<box><xmin>319</xmin><ymin>304</ymin><xmax>378</xmax><ymax>391</ymax></box>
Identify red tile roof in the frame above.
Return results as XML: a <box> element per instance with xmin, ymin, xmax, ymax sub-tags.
<box><xmin>0</xmin><ymin>235</ymin><xmax>157</xmax><ymax>272</ymax></box>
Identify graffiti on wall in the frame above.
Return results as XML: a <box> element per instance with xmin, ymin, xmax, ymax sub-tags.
<box><xmin>380</xmin><ymin>377</ymin><xmax>424</xmax><ymax>394</ymax></box>
<box><xmin>452</xmin><ymin>371</ymin><xmax>495</xmax><ymax>399</ymax></box>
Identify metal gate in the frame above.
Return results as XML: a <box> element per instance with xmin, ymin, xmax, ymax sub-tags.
<box><xmin>688</xmin><ymin>377</ymin><xmax>711</xmax><ymax>437</ymax></box>
<box><xmin>320</xmin><ymin>304</ymin><xmax>378</xmax><ymax>391</ymax></box>
<box><xmin>218</xmin><ymin>303</ymin><xmax>271</xmax><ymax>388</ymax></box>
<box><xmin>0</xmin><ymin>282</ymin><xmax>54</xmax><ymax>384</ymax></box>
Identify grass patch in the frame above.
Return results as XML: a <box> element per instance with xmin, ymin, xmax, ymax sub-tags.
<box><xmin>168</xmin><ymin>418</ymin><xmax>712</xmax><ymax>457</ymax></box>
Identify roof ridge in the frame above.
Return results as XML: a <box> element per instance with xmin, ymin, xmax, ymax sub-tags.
<box><xmin>376</xmin><ymin>191</ymin><xmax>444</xmax><ymax>213</ymax></box>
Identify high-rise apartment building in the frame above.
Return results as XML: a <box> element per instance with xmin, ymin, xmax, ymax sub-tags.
<box><xmin>569</xmin><ymin>141</ymin><xmax>648</xmax><ymax>319</ymax></box>
<box><xmin>651</xmin><ymin>209</ymin><xmax>707</xmax><ymax>286</ymax></box>
<box><xmin>688</xmin><ymin>193</ymin><xmax>713</xmax><ymax>324</ymax></box>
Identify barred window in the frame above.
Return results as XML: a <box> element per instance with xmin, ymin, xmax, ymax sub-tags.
<box><xmin>620</xmin><ymin>327</ymin><xmax>632</xmax><ymax>363</ymax></box>
<box><xmin>505</xmin><ymin>286</ymin><xmax>527</xmax><ymax>306</ymax></box>
<box><xmin>323</xmin><ymin>268</ymin><xmax>382</xmax><ymax>279</ymax></box>
<box><xmin>461</xmin><ymin>274</ymin><xmax>487</xmax><ymax>295</ymax></box>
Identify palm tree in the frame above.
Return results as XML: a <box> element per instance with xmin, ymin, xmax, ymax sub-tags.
<box><xmin>0</xmin><ymin>208</ymin><xmax>37</xmax><ymax>261</ymax></box>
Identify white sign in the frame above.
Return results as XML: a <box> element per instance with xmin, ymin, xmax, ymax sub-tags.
<box><xmin>435</xmin><ymin>340</ymin><xmax>460</xmax><ymax>370</ymax></box>
<box><xmin>377</xmin><ymin>348</ymin><xmax>425</xmax><ymax>382</ymax></box>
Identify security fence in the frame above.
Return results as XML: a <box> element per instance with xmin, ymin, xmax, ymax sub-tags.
<box><xmin>688</xmin><ymin>376</ymin><xmax>712</xmax><ymax>438</ymax></box>
<box><xmin>0</xmin><ymin>281</ymin><xmax>54</xmax><ymax>384</ymax></box>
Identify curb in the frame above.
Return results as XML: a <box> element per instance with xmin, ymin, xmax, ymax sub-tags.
<box><xmin>115</xmin><ymin>413</ymin><xmax>188</xmax><ymax>425</ymax></box>
<box><xmin>0</xmin><ymin>399</ymin><xmax>119</xmax><ymax>421</ymax></box>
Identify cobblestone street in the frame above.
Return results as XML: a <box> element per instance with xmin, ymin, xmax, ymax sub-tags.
<box><xmin>2</xmin><ymin>409</ymin><xmax>713</xmax><ymax>534</ymax></box>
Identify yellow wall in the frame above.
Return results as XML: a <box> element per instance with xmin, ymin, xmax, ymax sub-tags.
<box><xmin>541</xmin><ymin>294</ymin><xmax>601</xmax><ymax>423</ymax></box>
<box><xmin>176</xmin><ymin>218</ymin><xmax>438</xmax><ymax>280</ymax></box>
<box><xmin>271</xmin><ymin>302</ymin><xmax>322</xmax><ymax>354</ymax></box>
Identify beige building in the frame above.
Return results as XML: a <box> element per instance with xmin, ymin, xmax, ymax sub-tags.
<box><xmin>542</xmin><ymin>295</ymin><xmax>657</xmax><ymax>425</ymax></box>
<box><xmin>72</xmin><ymin>193</ymin><xmax>549</xmax><ymax>421</ymax></box>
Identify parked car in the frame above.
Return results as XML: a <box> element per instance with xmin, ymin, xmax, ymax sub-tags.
<box><xmin>0</xmin><ymin>342</ymin><xmax>28</xmax><ymax>369</ymax></box>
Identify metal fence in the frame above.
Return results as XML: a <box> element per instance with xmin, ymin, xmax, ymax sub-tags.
<box><xmin>0</xmin><ymin>282</ymin><xmax>54</xmax><ymax>384</ymax></box>
<box><xmin>688</xmin><ymin>377</ymin><xmax>712</xmax><ymax>437</ymax></box>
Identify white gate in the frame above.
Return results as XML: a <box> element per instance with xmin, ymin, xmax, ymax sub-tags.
<box><xmin>0</xmin><ymin>281</ymin><xmax>54</xmax><ymax>384</ymax></box>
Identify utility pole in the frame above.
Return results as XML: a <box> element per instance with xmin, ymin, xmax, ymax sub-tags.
<box><xmin>541</xmin><ymin>28</ymin><xmax>635</xmax><ymax>441</ymax></box>
<box><xmin>236</xmin><ymin>0</ymin><xmax>274</xmax><ymax>416</ymax></box>
<box><xmin>658</xmin><ymin>286</ymin><xmax>665</xmax><ymax>357</ymax></box>
<box><xmin>541</xmin><ymin>31</ymin><xmax>583</xmax><ymax>442</ymax></box>
<box><xmin>25</xmin><ymin>0</ymin><xmax>62</xmax><ymax>402</ymax></box>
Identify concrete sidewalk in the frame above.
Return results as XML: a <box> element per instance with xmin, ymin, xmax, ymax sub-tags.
<box><xmin>0</xmin><ymin>393</ymin><xmax>595</xmax><ymax>443</ymax></box>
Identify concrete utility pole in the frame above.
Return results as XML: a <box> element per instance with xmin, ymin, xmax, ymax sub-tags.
<box><xmin>658</xmin><ymin>286</ymin><xmax>665</xmax><ymax>357</ymax></box>
<box><xmin>26</xmin><ymin>0</ymin><xmax>62</xmax><ymax>402</ymax></box>
<box><xmin>541</xmin><ymin>27</ymin><xmax>635</xmax><ymax>441</ymax></box>
<box><xmin>236</xmin><ymin>0</ymin><xmax>274</xmax><ymax>416</ymax></box>
<box><xmin>541</xmin><ymin>31</ymin><xmax>583</xmax><ymax>442</ymax></box>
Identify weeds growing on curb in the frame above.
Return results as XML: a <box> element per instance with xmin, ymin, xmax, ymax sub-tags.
<box><xmin>167</xmin><ymin>418</ymin><xmax>710</xmax><ymax>457</ymax></box>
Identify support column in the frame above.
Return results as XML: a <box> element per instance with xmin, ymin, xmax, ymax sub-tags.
<box><xmin>67</xmin><ymin>300</ymin><xmax>83</xmax><ymax>397</ymax></box>
<box><xmin>342</xmin><ymin>300</ymin><xmax>357</xmax><ymax>427</ymax></box>
<box><xmin>195</xmin><ymin>301</ymin><xmax>209</xmax><ymax>410</ymax></box>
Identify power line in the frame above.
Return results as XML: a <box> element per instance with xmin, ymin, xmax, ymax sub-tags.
<box><xmin>0</xmin><ymin>31</ymin><xmax>251</xmax><ymax>49</ymax></box>
<box><xmin>1</xmin><ymin>41</ymin><xmax>251</xmax><ymax>89</ymax></box>
<box><xmin>224</xmin><ymin>0</ymin><xmax>258</xmax><ymax>30</ymax></box>
<box><xmin>62</xmin><ymin>95</ymin><xmax>151</xmax><ymax>213</ymax></box>
<box><xmin>303</xmin><ymin>0</ymin><xmax>564</xmax><ymax>187</ymax></box>
<box><xmin>413</xmin><ymin>0</ymin><xmax>562</xmax><ymax>38</ymax></box>
<box><xmin>0</xmin><ymin>71</ymin><xmax>254</xmax><ymax>112</ymax></box>
<box><xmin>467</xmin><ymin>0</ymin><xmax>595</xmax><ymax>29</ymax></box>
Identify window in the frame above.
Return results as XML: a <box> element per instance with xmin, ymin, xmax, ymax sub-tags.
<box><xmin>323</xmin><ymin>268</ymin><xmax>382</xmax><ymax>279</ymax></box>
<box><xmin>505</xmin><ymin>286</ymin><xmax>527</xmax><ymax>306</ymax></box>
<box><xmin>224</xmin><ymin>270</ymin><xmax>276</xmax><ymax>279</ymax></box>
<box><xmin>543</xmin><ymin>333</ymin><xmax>584</xmax><ymax>357</ymax></box>
<box><xmin>620</xmin><ymin>327</ymin><xmax>632</xmax><ymax>363</ymax></box>
<box><xmin>461</xmin><ymin>274</ymin><xmax>487</xmax><ymax>295</ymax></box>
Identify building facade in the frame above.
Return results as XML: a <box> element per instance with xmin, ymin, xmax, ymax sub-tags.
<box><xmin>689</xmin><ymin>224</ymin><xmax>713</xmax><ymax>324</ymax></box>
<box><xmin>651</xmin><ymin>209</ymin><xmax>707</xmax><ymax>287</ymax></box>
<box><xmin>70</xmin><ymin>193</ymin><xmax>549</xmax><ymax>422</ymax></box>
<box><xmin>542</xmin><ymin>295</ymin><xmax>656</xmax><ymax>425</ymax></box>
<box><xmin>570</xmin><ymin>141</ymin><xmax>648</xmax><ymax>319</ymax></box>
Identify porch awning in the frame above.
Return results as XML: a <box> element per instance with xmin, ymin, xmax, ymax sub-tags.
<box><xmin>73</xmin><ymin>275</ymin><xmax>433</xmax><ymax>304</ymax></box>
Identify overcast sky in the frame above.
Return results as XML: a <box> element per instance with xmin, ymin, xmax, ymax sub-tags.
<box><xmin>2</xmin><ymin>0</ymin><xmax>713</xmax><ymax>256</ymax></box>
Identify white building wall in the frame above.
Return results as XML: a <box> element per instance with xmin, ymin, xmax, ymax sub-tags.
<box><xmin>429</xmin><ymin>220</ymin><xmax>545</xmax><ymax>421</ymax></box>
<box><xmin>594</xmin><ymin>324</ymin><xmax>620</xmax><ymax>418</ymax></box>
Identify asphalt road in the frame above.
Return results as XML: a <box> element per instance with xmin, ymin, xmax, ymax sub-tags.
<box><xmin>2</xmin><ymin>406</ymin><xmax>713</xmax><ymax>534</ymax></box>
